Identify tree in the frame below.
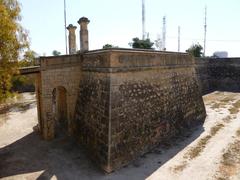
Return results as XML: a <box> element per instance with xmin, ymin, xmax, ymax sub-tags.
<box><xmin>103</xmin><ymin>44</ymin><xmax>113</xmax><ymax>49</ymax></box>
<box><xmin>186</xmin><ymin>43</ymin><xmax>203</xmax><ymax>57</ymax></box>
<box><xmin>129</xmin><ymin>37</ymin><xmax>154</xmax><ymax>49</ymax></box>
<box><xmin>154</xmin><ymin>36</ymin><xmax>163</xmax><ymax>50</ymax></box>
<box><xmin>12</xmin><ymin>50</ymin><xmax>37</xmax><ymax>93</ymax></box>
<box><xmin>19</xmin><ymin>50</ymin><xmax>38</xmax><ymax>67</ymax></box>
<box><xmin>0</xmin><ymin>0</ymin><xmax>29</xmax><ymax>102</ymax></box>
<box><xmin>52</xmin><ymin>50</ymin><xmax>61</xmax><ymax>56</ymax></box>
<box><xmin>102</xmin><ymin>44</ymin><xmax>119</xmax><ymax>49</ymax></box>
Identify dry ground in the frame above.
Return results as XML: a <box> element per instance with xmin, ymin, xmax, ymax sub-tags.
<box><xmin>148</xmin><ymin>91</ymin><xmax>240</xmax><ymax>180</ymax></box>
<box><xmin>0</xmin><ymin>91</ymin><xmax>240</xmax><ymax>180</ymax></box>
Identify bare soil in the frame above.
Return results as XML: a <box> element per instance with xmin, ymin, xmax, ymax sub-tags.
<box><xmin>0</xmin><ymin>91</ymin><xmax>240</xmax><ymax>180</ymax></box>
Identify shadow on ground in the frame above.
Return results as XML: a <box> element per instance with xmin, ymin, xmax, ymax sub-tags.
<box><xmin>0</xmin><ymin>124</ymin><xmax>204</xmax><ymax>180</ymax></box>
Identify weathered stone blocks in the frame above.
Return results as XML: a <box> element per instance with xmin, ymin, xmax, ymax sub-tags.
<box><xmin>37</xmin><ymin>54</ymin><xmax>82</xmax><ymax>139</ymax></box>
<box><xmin>75</xmin><ymin>49</ymin><xmax>206</xmax><ymax>172</ymax></box>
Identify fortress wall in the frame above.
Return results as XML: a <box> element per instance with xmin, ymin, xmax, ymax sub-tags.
<box><xmin>36</xmin><ymin>50</ymin><xmax>240</xmax><ymax>172</ymax></box>
<box><xmin>195</xmin><ymin>58</ymin><xmax>240</xmax><ymax>94</ymax></box>
<box><xmin>75</xmin><ymin>49</ymin><xmax>206</xmax><ymax>172</ymax></box>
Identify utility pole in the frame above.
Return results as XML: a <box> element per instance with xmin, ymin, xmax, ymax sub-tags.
<box><xmin>178</xmin><ymin>26</ymin><xmax>180</xmax><ymax>52</ymax></box>
<box><xmin>203</xmin><ymin>6</ymin><xmax>207</xmax><ymax>56</ymax></box>
<box><xmin>142</xmin><ymin>0</ymin><xmax>146</xmax><ymax>40</ymax></box>
<box><xmin>162</xmin><ymin>16</ymin><xmax>166</xmax><ymax>50</ymax></box>
<box><xmin>64</xmin><ymin>0</ymin><xmax>68</xmax><ymax>54</ymax></box>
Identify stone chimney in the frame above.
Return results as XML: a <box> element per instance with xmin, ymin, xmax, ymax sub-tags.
<box><xmin>77</xmin><ymin>17</ymin><xmax>90</xmax><ymax>52</ymax></box>
<box><xmin>67</xmin><ymin>24</ymin><xmax>77</xmax><ymax>54</ymax></box>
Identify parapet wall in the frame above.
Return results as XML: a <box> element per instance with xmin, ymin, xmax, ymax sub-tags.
<box><xmin>74</xmin><ymin>49</ymin><xmax>206</xmax><ymax>172</ymax></box>
<box><xmin>195</xmin><ymin>58</ymin><xmax>240</xmax><ymax>94</ymax></box>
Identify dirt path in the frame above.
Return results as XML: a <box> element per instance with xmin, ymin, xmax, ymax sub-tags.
<box><xmin>0</xmin><ymin>92</ymin><xmax>240</xmax><ymax>180</ymax></box>
<box><xmin>0</xmin><ymin>93</ymin><xmax>37</xmax><ymax>148</ymax></box>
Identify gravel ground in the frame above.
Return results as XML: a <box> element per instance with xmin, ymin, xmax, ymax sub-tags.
<box><xmin>0</xmin><ymin>92</ymin><xmax>240</xmax><ymax>180</ymax></box>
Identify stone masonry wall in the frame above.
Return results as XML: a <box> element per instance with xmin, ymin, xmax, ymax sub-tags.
<box><xmin>74</xmin><ymin>51</ymin><xmax>111</xmax><ymax>171</ymax></box>
<box><xmin>195</xmin><ymin>58</ymin><xmax>240</xmax><ymax>94</ymax></box>
<box><xmin>75</xmin><ymin>71</ymin><xmax>110</xmax><ymax>170</ymax></box>
<box><xmin>37</xmin><ymin>50</ymin><xmax>240</xmax><ymax>172</ymax></box>
<box><xmin>38</xmin><ymin>54</ymin><xmax>82</xmax><ymax>139</ymax></box>
<box><xmin>75</xmin><ymin>49</ymin><xmax>206</xmax><ymax>172</ymax></box>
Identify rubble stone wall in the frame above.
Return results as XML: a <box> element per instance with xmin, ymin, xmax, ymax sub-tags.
<box><xmin>74</xmin><ymin>49</ymin><xmax>206</xmax><ymax>172</ymax></box>
<box><xmin>195</xmin><ymin>58</ymin><xmax>240</xmax><ymax>94</ymax></box>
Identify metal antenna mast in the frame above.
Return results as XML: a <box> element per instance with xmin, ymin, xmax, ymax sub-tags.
<box><xmin>162</xmin><ymin>16</ymin><xmax>166</xmax><ymax>50</ymax></box>
<box><xmin>203</xmin><ymin>6</ymin><xmax>207</xmax><ymax>56</ymax></box>
<box><xmin>178</xmin><ymin>26</ymin><xmax>180</xmax><ymax>52</ymax></box>
<box><xmin>64</xmin><ymin>0</ymin><xmax>68</xmax><ymax>54</ymax></box>
<box><xmin>142</xmin><ymin>0</ymin><xmax>146</xmax><ymax>40</ymax></box>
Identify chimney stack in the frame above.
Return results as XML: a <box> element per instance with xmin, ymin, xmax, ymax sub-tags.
<box><xmin>78</xmin><ymin>17</ymin><xmax>90</xmax><ymax>52</ymax></box>
<box><xmin>67</xmin><ymin>24</ymin><xmax>77</xmax><ymax>54</ymax></box>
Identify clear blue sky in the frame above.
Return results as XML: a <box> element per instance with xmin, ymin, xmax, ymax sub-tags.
<box><xmin>19</xmin><ymin>0</ymin><xmax>240</xmax><ymax>57</ymax></box>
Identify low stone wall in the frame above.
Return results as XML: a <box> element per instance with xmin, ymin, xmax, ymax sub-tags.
<box><xmin>75</xmin><ymin>49</ymin><xmax>206</xmax><ymax>172</ymax></box>
<box><xmin>195</xmin><ymin>58</ymin><xmax>240</xmax><ymax>94</ymax></box>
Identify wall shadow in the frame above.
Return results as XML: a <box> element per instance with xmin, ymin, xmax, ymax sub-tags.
<box><xmin>0</xmin><ymin>123</ymin><xmax>204</xmax><ymax>180</ymax></box>
<box><xmin>202</xmin><ymin>89</ymin><xmax>240</xmax><ymax>96</ymax></box>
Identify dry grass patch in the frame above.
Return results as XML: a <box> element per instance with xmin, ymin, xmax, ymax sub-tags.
<box><xmin>233</xmin><ymin>99</ymin><xmax>240</xmax><ymax>107</ymax></box>
<box><xmin>210</xmin><ymin>124</ymin><xmax>224</xmax><ymax>136</ymax></box>
<box><xmin>222</xmin><ymin>115</ymin><xmax>232</xmax><ymax>123</ymax></box>
<box><xmin>185</xmin><ymin>123</ymin><xmax>224</xmax><ymax>160</ymax></box>
<box><xmin>173</xmin><ymin>161</ymin><xmax>187</xmax><ymax>173</ymax></box>
<box><xmin>222</xmin><ymin>143</ymin><xmax>240</xmax><ymax>166</ymax></box>
<box><xmin>236</xmin><ymin>128</ymin><xmax>240</xmax><ymax>137</ymax></box>
<box><xmin>208</xmin><ymin>93</ymin><xmax>238</xmax><ymax>111</ymax></box>
<box><xmin>229</xmin><ymin>107</ymin><xmax>239</xmax><ymax>114</ymax></box>
<box><xmin>211</xmin><ymin>102</ymin><xmax>222</xmax><ymax>109</ymax></box>
<box><xmin>174</xmin><ymin>135</ymin><xmax>212</xmax><ymax>173</ymax></box>
<box><xmin>173</xmin><ymin>122</ymin><xmax>226</xmax><ymax>173</ymax></box>
<box><xmin>216</xmin><ymin>140</ymin><xmax>240</xmax><ymax>179</ymax></box>
<box><xmin>220</xmin><ymin>96</ymin><xmax>235</xmax><ymax>103</ymax></box>
<box><xmin>228</xmin><ymin>100</ymin><xmax>240</xmax><ymax>114</ymax></box>
<box><xmin>210</xmin><ymin>101</ymin><xmax>228</xmax><ymax>110</ymax></box>
<box><xmin>185</xmin><ymin>135</ymin><xmax>211</xmax><ymax>159</ymax></box>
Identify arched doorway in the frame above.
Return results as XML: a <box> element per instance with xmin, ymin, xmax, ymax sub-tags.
<box><xmin>52</xmin><ymin>86</ymin><xmax>68</xmax><ymax>137</ymax></box>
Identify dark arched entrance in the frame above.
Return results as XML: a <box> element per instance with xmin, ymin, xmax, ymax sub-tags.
<box><xmin>52</xmin><ymin>86</ymin><xmax>68</xmax><ymax>137</ymax></box>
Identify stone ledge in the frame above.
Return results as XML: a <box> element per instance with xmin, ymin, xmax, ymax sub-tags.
<box><xmin>82</xmin><ymin>65</ymin><xmax>194</xmax><ymax>73</ymax></box>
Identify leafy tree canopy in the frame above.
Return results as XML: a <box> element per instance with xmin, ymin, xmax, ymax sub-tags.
<box><xmin>52</xmin><ymin>50</ymin><xmax>61</xmax><ymax>56</ymax></box>
<box><xmin>186</xmin><ymin>43</ymin><xmax>203</xmax><ymax>57</ymax></box>
<box><xmin>19</xmin><ymin>50</ymin><xmax>38</xmax><ymax>67</ymax></box>
<box><xmin>102</xmin><ymin>44</ymin><xmax>118</xmax><ymax>49</ymax></box>
<box><xmin>129</xmin><ymin>37</ymin><xmax>154</xmax><ymax>49</ymax></box>
<box><xmin>0</xmin><ymin>0</ymin><xmax>29</xmax><ymax>102</ymax></box>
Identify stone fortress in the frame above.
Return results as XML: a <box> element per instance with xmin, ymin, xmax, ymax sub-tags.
<box><xmin>28</xmin><ymin>17</ymin><xmax>240</xmax><ymax>172</ymax></box>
